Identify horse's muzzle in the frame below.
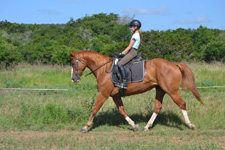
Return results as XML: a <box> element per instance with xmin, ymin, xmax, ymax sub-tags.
<box><xmin>71</xmin><ymin>74</ymin><xmax>81</xmax><ymax>83</ymax></box>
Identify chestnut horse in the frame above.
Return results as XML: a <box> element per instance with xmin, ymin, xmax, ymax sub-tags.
<box><xmin>69</xmin><ymin>51</ymin><xmax>203</xmax><ymax>133</ymax></box>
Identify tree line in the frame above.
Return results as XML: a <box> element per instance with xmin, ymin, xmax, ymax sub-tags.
<box><xmin>0</xmin><ymin>13</ymin><xmax>224</xmax><ymax>67</ymax></box>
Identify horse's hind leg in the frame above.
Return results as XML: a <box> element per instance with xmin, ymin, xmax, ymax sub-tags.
<box><xmin>112</xmin><ymin>95</ymin><xmax>138</xmax><ymax>131</ymax></box>
<box><xmin>143</xmin><ymin>86</ymin><xmax>165</xmax><ymax>131</ymax></box>
<box><xmin>169</xmin><ymin>91</ymin><xmax>195</xmax><ymax>129</ymax></box>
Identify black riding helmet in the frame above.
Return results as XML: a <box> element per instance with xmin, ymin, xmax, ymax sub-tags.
<box><xmin>129</xmin><ymin>20</ymin><xmax>142</xmax><ymax>29</ymax></box>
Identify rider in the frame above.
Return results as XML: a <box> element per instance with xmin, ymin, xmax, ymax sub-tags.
<box><xmin>118</xmin><ymin>19</ymin><xmax>142</xmax><ymax>89</ymax></box>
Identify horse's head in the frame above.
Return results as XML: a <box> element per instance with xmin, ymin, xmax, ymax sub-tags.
<box><xmin>69</xmin><ymin>51</ymin><xmax>87</xmax><ymax>83</ymax></box>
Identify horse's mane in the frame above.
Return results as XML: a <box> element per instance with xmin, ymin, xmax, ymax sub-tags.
<box><xmin>80</xmin><ymin>51</ymin><xmax>111</xmax><ymax>61</ymax></box>
<box><xmin>73</xmin><ymin>51</ymin><xmax>112</xmax><ymax>67</ymax></box>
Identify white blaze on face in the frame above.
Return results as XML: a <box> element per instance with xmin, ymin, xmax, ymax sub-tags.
<box><xmin>71</xmin><ymin>67</ymin><xmax>73</xmax><ymax>79</ymax></box>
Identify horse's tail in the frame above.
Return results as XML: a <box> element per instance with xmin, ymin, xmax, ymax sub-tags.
<box><xmin>176</xmin><ymin>63</ymin><xmax>204</xmax><ymax>104</ymax></box>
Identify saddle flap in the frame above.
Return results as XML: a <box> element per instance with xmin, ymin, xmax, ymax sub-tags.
<box><xmin>111</xmin><ymin>59</ymin><xmax>145</xmax><ymax>86</ymax></box>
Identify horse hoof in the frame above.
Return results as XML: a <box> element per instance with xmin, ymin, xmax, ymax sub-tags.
<box><xmin>80</xmin><ymin>128</ymin><xmax>88</xmax><ymax>133</ymax></box>
<box><xmin>142</xmin><ymin>128</ymin><xmax>149</xmax><ymax>131</ymax></box>
<box><xmin>133</xmin><ymin>125</ymin><xmax>139</xmax><ymax>132</ymax></box>
<box><xmin>188</xmin><ymin>123</ymin><xmax>195</xmax><ymax>130</ymax></box>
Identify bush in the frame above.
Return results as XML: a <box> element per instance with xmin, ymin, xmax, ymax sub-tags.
<box><xmin>1</xmin><ymin>16</ymin><xmax>225</xmax><ymax>65</ymax></box>
<box><xmin>202</xmin><ymin>41</ymin><xmax>225</xmax><ymax>62</ymax></box>
<box><xmin>0</xmin><ymin>48</ymin><xmax>24</xmax><ymax>67</ymax></box>
<box><xmin>50</xmin><ymin>45</ymin><xmax>71</xmax><ymax>65</ymax></box>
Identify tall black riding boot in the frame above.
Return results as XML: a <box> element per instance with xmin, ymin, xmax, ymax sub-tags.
<box><xmin>119</xmin><ymin>65</ymin><xmax>127</xmax><ymax>89</ymax></box>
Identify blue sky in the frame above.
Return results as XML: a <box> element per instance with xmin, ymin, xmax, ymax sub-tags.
<box><xmin>1</xmin><ymin>0</ymin><xmax>225</xmax><ymax>31</ymax></box>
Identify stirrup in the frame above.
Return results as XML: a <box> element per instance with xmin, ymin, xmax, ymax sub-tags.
<box><xmin>121</xmin><ymin>80</ymin><xmax>127</xmax><ymax>89</ymax></box>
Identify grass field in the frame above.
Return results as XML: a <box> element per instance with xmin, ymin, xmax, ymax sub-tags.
<box><xmin>0</xmin><ymin>62</ymin><xmax>224</xmax><ymax>149</ymax></box>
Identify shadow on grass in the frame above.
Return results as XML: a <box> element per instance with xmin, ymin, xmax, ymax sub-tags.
<box><xmin>89</xmin><ymin>109</ymin><xmax>186</xmax><ymax>131</ymax></box>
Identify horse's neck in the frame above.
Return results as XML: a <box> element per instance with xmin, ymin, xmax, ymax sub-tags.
<box><xmin>83</xmin><ymin>52</ymin><xmax>111</xmax><ymax>77</ymax></box>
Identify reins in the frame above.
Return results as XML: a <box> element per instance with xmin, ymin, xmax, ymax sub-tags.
<box><xmin>72</xmin><ymin>57</ymin><xmax>113</xmax><ymax>79</ymax></box>
<box><xmin>83</xmin><ymin>58</ymin><xmax>113</xmax><ymax>78</ymax></box>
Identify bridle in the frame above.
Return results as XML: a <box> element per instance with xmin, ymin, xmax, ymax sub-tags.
<box><xmin>71</xmin><ymin>57</ymin><xmax>113</xmax><ymax>81</ymax></box>
<box><xmin>71</xmin><ymin>57</ymin><xmax>86</xmax><ymax>81</ymax></box>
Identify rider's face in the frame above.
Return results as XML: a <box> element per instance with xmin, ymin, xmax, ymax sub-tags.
<box><xmin>130</xmin><ymin>26</ymin><xmax>137</xmax><ymax>32</ymax></box>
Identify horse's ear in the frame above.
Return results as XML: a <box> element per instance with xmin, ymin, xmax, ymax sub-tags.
<box><xmin>68</xmin><ymin>51</ymin><xmax>74</xmax><ymax>57</ymax></box>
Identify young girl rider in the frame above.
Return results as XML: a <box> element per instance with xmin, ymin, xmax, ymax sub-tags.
<box><xmin>118</xmin><ymin>19</ymin><xmax>142</xmax><ymax>89</ymax></box>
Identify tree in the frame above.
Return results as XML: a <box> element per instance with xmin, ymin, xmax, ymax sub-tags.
<box><xmin>202</xmin><ymin>41</ymin><xmax>225</xmax><ymax>62</ymax></box>
<box><xmin>1</xmin><ymin>15</ymin><xmax>225</xmax><ymax>66</ymax></box>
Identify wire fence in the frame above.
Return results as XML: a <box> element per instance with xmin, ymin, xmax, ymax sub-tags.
<box><xmin>0</xmin><ymin>86</ymin><xmax>225</xmax><ymax>91</ymax></box>
<box><xmin>0</xmin><ymin>88</ymin><xmax>96</xmax><ymax>91</ymax></box>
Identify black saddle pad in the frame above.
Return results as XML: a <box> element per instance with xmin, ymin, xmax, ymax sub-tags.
<box><xmin>111</xmin><ymin>60</ymin><xmax>145</xmax><ymax>87</ymax></box>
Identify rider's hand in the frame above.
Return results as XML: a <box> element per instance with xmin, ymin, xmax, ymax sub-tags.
<box><xmin>119</xmin><ymin>53</ymin><xmax>124</xmax><ymax>58</ymax></box>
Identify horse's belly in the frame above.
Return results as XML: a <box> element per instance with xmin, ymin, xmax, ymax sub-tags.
<box><xmin>110</xmin><ymin>82</ymin><xmax>157</xmax><ymax>97</ymax></box>
<box><xmin>126</xmin><ymin>82</ymin><xmax>156</xmax><ymax>96</ymax></box>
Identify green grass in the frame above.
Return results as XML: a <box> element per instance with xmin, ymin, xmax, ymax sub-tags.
<box><xmin>0</xmin><ymin>130</ymin><xmax>224</xmax><ymax>149</ymax></box>
<box><xmin>0</xmin><ymin>62</ymin><xmax>224</xmax><ymax>149</ymax></box>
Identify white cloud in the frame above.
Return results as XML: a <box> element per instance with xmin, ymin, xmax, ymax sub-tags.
<box><xmin>123</xmin><ymin>6</ymin><xmax>168</xmax><ymax>16</ymax></box>
<box><xmin>174</xmin><ymin>16</ymin><xmax>210</xmax><ymax>24</ymax></box>
<box><xmin>41</xmin><ymin>9</ymin><xmax>60</xmax><ymax>15</ymax></box>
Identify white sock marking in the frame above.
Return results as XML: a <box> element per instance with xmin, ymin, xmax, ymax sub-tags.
<box><xmin>182</xmin><ymin>109</ymin><xmax>191</xmax><ymax>124</ymax></box>
<box><xmin>125</xmin><ymin>116</ymin><xmax>135</xmax><ymax>127</ymax></box>
<box><xmin>144</xmin><ymin>112</ymin><xmax>158</xmax><ymax>129</ymax></box>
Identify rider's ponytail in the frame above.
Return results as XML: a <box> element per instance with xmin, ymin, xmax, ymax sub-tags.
<box><xmin>138</xmin><ymin>29</ymin><xmax>143</xmax><ymax>43</ymax></box>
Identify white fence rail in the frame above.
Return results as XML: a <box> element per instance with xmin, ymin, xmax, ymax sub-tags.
<box><xmin>0</xmin><ymin>86</ymin><xmax>225</xmax><ymax>91</ymax></box>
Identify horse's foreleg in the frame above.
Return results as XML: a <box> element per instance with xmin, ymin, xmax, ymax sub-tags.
<box><xmin>112</xmin><ymin>96</ymin><xmax>138</xmax><ymax>131</ymax></box>
<box><xmin>143</xmin><ymin>86</ymin><xmax>165</xmax><ymax>131</ymax></box>
<box><xmin>81</xmin><ymin>92</ymin><xmax>108</xmax><ymax>133</ymax></box>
